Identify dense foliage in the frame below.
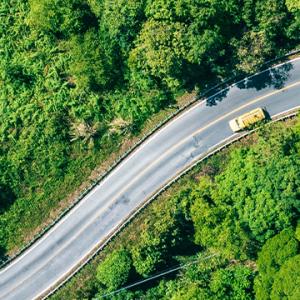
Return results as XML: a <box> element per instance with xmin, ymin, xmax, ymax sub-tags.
<box><xmin>86</xmin><ymin>119</ymin><xmax>300</xmax><ymax>300</ymax></box>
<box><xmin>96</xmin><ymin>248</ymin><xmax>132</xmax><ymax>291</ymax></box>
<box><xmin>254</xmin><ymin>227</ymin><xmax>300</xmax><ymax>299</ymax></box>
<box><xmin>0</xmin><ymin>0</ymin><xmax>299</xmax><ymax>257</ymax></box>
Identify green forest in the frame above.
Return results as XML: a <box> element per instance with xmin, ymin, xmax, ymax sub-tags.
<box><xmin>1</xmin><ymin>0</ymin><xmax>300</xmax><ymax>257</ymax></box>
<box><xmin>63</xmin><ymin>118</ymin><xmax>300</xmax><ymax>300</ymax></box>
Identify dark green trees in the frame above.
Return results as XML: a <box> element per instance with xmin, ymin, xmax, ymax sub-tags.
<box><xmin>1</xmin><ymin>0</ymin><xmax>300</xmax><ymax>268</ymax></box>
<box><xmin>130</xmin><ymin>198</ymin><xmax>185</xmax><ymax>277</ymax></box>
<box><xmin>68</xmin><ymin>30</ymin><xmax>112</xmax><ymax>91</ymax></box>
<box><xmin>91</xmin><ymin>118</ymin><xmax>300</xmax><ymax>299</ymax></box>
<box><xmin>128</xmin><ymin>0</ymin><xmax>241</xmax><ymax>90</ymax></box>
<box><xmin>189</xmin><ymin>126</ymin><xmax>300</xmax><ymax>261</ymax></box>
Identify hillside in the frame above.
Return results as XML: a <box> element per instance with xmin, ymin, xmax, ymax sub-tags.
<box><xmin>52</xmin><ymin>117</ymin><xmax>300</xmax><ymax>299</ymax></box>
<box><xmin>0</xmin><ymin>0</ymin><xmax>299</xmax><ymax>260</ymax></box>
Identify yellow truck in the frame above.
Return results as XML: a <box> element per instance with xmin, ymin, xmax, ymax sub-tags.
<box><xmin>229</xmin><ymin>107</ymin><xmax>266</xmax><ymax>132</ymax></box>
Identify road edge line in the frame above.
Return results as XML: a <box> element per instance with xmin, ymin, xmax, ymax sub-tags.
<box><xmin>41</xmin><ymin>107</ymin><xmax>299</xmax><ymax>300</ymax></box>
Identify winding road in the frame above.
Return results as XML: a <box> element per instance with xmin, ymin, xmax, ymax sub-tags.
<box><xmin>0</xmin><ymin>58</ymin><xmax>300</xmax><ymax>300</ymax></box>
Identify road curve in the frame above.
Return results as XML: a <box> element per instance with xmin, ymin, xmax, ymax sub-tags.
<box><xmin>0</xmin><ymin>58</ymin><xmax>300</xmax><ymax>300</ymax></box>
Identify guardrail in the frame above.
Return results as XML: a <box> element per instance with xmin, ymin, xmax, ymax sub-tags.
<box><xmin>0</xmin><ymin>49</ymin><xmax>299</xmax><ymax>296</ymax></box>
<box><xmin>44</xmin><ymin>107</ymin><xmax>300</xmax><ymax>299</ymax></box>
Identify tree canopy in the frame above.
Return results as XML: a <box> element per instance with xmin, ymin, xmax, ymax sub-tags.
<box><xmin>96</xmin><ymin>248</ymin><xmax>132</xmax><ymax>291</ymax></box>
<box><xmin>1</xmin><ymin>0</ymin><xmax>299</xmax><ymax>274</ymax></box>
<box><xmin>83</xmin><ymin>118</ymin><xmax>300</xmax><ymax>300</ymax></box>
<box><xmin>254</xmin><ymin>227</ymin><xmax>299</xmax><ymax>299</ymax></box>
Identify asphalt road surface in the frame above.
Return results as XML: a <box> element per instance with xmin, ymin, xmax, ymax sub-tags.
<box><xmin>1</xmin><ymin>58</ymin><xmax>300</xmax><ymax>300</ymax></box>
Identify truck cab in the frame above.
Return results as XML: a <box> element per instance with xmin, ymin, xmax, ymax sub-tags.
<box><xmin>229</xmin><ymin>107</ymin><xmax>266</xmax><ymax>132</ymax></box>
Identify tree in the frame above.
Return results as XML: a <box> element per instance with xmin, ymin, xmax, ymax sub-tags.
<box><xmin>171</xmin><ymin>284</ymin><xmax>209</xmax><ymax>300</ymax></box>
<box><xmin>111</xmin><ymin>87</ymin><xmax>170</xmax><ymax>126</ymax></box>
<box><xmin>131</xmin><ymin>233</ymin><xmax>165</xmax><ymax>277</ymax></box>
<box><xmin>96</xmin><ymin>248</ymin><xmax>132</xmax><ymax>291</ymax></box>
<box><xmin>285</xmin><ymin>0</ymin><xmax>300</xmax><ymax>40</ymax></box>
<box><xmin>68</xmin><ymin>29</ymin><xmax>113</xmax><ymax>91</ymax></box>
<box><xmin>214</xmin><ymin>126</ymin><xmax>300</xmax><ymax>243</ymax></box>
<box><xmin>27</xmin><ymin>0</ymin><xmax>62</xmax><ymax>33</ymax></box>
<box><xmin>254</xmin><ymin>228</ymin><xmax>299</xmax><ymax>300</ymax></box>
<box><xmin>0</xmin><ymin>183</ymin><xmax>15</xmax><ymax>213</ymax></box>
<box><xmin>129</xmin><ymin>0</ymin><xmax>239</xmax><ymax>90</ymax></box>
<box><xmin>130</xmin><ymin>215</ymin><xmax>180</xmax><ymax>277</ymax></box>
<box><xmin>190</xmin><ymin>177</ymin><xmax>251</xmax><ymax>259</ymax></box>
<box><xmin>130</xmin><ymin>198</ymin><xmax>185</xmax><ymax>277</ymax></box>
<box><xmin>255</xmin><ymin>0</ymin><xmax>290</xmax><ymax>44</ymax></box>
<box><xmin>210</xmin><ymin>265</ymin><xmax>254</xmax><ymax>300</ymax></box>
<box><xmin>100</xmin><ymin>0</ymin><xmax>145</xmax><ymax>59</ymax></box>
<box><xmin>27</xmin><ymin>0</ymin><xmax>97</xmax><ymax>36</ymax></box>
<box><xmin>128</xmin><ymin>19</ymin><xmax>188</xmax><ymax>90</ymax></box>
<box><xmin>271</xmin><ymin>254</ymin><xmax>300</xmax><ymax>300</ymax></box>
<box><xmin>233</xmin><ymin>31</ymin><xmax>273</xmax><ymax>73</ymax></box>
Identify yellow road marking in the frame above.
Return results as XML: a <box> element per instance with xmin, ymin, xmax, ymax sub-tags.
<box><xmin>2</xmin><ymin>80</ymin><xmax>300</xmax><ymax>298</ymax></box>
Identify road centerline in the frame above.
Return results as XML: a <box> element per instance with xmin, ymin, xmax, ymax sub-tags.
<box><xmin>2</xmin><ymin>79</ymin><xmax>299</xmax><ymax>299</ymax></box>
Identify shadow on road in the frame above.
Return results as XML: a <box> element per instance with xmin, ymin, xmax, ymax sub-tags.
<box><xmin>206</xmin><ymin>87</ymin><xmax>230</xmax><ymax>106</ymax></box>
<box><xmin>236</xmin><ymin>62</ymin><xmax>293</xmax><ymax>91</ymax></box>
<box><xmin>205</xmin><ymin>62</ymin><xmax>293</xmax><ymax>107</ymax></box>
